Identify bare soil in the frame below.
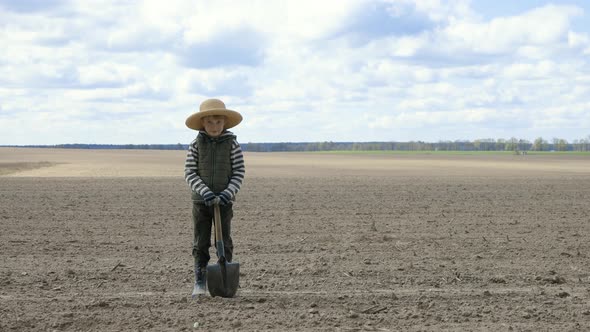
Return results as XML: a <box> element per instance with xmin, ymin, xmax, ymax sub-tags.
<box><xmin>1</xmin><ymin>148</ymin><xmax>589</xmax><ymax>331</ymax></box>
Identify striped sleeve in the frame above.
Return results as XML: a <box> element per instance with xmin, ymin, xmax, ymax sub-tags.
<box><xmin>221</xmin><ymin>138</ymin><xmax>245</xmax><ymax>200</ymax></box>
<box><xmin>184</xmin><ymin>139</ymin><xmax>214</xmax><ymax>198</ymax></box>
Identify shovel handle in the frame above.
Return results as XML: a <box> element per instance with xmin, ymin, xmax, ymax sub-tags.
<box><xmin>213</xmin><ymin>204</ymin><xmax>222</xmax><ymax>240</ymax></box>
<box><xmin>213</xmin><ymin>203</ymin><xmax>226</xmax><ymax>260</ymax></box>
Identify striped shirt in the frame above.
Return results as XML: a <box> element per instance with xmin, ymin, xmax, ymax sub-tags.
<box><xmin>184</xmin><ymin>131</ymin><xmax>245</xmax><ymax>200</ymax></box>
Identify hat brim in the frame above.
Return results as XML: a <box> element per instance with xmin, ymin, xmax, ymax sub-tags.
<box><xmin>185</xmin><ymin>108</ymin><xmax>243</xmax><ymax>130</ymax></box>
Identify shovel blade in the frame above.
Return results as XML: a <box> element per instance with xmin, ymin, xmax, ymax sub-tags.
<box><xmin>207</xmin><ymin>261</ymin><xmax>239</xmax><ymax>298</ymax></box>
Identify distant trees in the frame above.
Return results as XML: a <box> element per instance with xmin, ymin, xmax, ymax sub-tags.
<box><xmin>242</xmin><ymin>136</ymin><xmax>590</xmax><ymax>152</ymax></box>
<box><xmin>572</xmin><ymin>136</ymin><xmax>590</xmax><ymax>151</ymax></box>
<box><xmin>505</xmin><ymin>137</ymin><xmax>518</xmax><ymax>151</ymax></box>
<box><xmin>12</xmin><ymin>143</ymin><xmax>189</xmax><ymax>150</ymax></box>
<box><xmin>553</xmin><ymin>138</ymin><xmax>569</xmax><ymax>151</ymax></box>
<box><xmin>495</xmin><ymin>139</ymin><xmax>505</xmax><ymax>151</ymax></box>
<box><xmin>9</xmin><ymin>136</ymin><xmax>590</xmax><ymax>152</ymax></box>
<box><xmin>532</xmin><ymin>137</ymin><xmax>548</xmax><ymax>151</ymax></box>
<box><xmin>474</xmin><ymin>138</ymin><xmax>496</xmax><ymax>151</ymax></box>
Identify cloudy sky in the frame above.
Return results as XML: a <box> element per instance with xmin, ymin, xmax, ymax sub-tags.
<box><xmin>1</xmin><ymin>0</ymin><xmax>589</xmax><ymax>145</ymax></box>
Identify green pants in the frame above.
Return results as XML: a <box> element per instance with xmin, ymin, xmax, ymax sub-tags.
<box><xmin>192</xmin><ymin>203</ymin><xmax>234</xmax><ymax>268</ymax></box>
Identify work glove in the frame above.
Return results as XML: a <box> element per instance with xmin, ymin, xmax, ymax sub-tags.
<box><xmin>218</xmin><ymin>191</ymin><xmax>232</xmax><ymax>206</ymax></box>
<box><xmin>202</xmin><ymin>191</ymin><xmax>220</xmax><ymax>206</ymax></box>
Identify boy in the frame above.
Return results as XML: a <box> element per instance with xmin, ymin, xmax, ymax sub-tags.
<box><xmin>184</xmin><ymin>98</ymin><xmax>245</xmax><ymax>296</ymax></box>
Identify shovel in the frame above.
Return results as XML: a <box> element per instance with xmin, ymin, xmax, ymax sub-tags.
<box><xmin>206</xmin><ymin>203</ymin><xmax>240</xmax><ymax>297</ymax></box>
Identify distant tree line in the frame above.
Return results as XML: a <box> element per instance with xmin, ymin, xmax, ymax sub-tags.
<box><xmin>4</xmin><ymin>136</ymin><xmax>590</xmax><ymax>152</ymax></box>
<box><xmin>244</xmin><ymin>136</ymin><xmax>590</xmax><ymax>152</ymax></box>
<box><xmin>6</xmin><ymin>143</ymin><xmax>188</xmax><ymax>150</ymax></box>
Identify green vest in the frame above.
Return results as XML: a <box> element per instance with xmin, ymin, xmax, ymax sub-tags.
<box><xmin>191</xmin><ymin>133</ymin><xmax>234</xmax><ymax>201</ymax></box>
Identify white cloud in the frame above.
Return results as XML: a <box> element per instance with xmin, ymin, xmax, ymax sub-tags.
<box><xmin>501</xmin><ymin>61</ymin><xmax>555</xmax><ymax>80</ymax></box>
<box><xmin>439</xmin><ymin>4</ymin><xmax>583</xmax><ymax>54</ymax></box>
<box><xmin>568</xmin><ymin>30</ymin><xmax>589</xmax><ymax>48</ymax></box>
<box><xmin>0</xmin><ymin>0</ymin><xmax>589</xmax><ymax>145</ymax></box>
<box><xmin>77</xmin><ymin>63</ymin><xmax>138</xmax><ymax>87</ymax></box>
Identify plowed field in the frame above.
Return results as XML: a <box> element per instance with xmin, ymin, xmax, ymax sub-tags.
<box><xmin>1</xmin><ymin>148</ymin><xmax>589</xmax><ymax>331</ymax></box>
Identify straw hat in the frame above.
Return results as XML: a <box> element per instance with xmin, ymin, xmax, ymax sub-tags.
<box><xmin>185</xmin><ymin>98</ymin><xmax>243</xmax><ymax>130</ymax></box>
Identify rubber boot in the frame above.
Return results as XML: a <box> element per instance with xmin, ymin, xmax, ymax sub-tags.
<box><xmin>191</xmin><ymin>264</ymin><xmax>206</xmax><ymax>297</ymax></box>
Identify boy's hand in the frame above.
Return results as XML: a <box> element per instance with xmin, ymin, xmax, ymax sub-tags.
<box><xmin>218</xmin><ymin>192</ymin><xmax>232</xmax><ymax>205</ymax></box>
<box><xmin>204</xmin><ymin>196</ymin><xmax>220</xmax><ymax>206</ymax></box>
<box><xmin>202</xmin><ymin>191</ymin><xmax>220</xmax><ymax>206</ymax></box>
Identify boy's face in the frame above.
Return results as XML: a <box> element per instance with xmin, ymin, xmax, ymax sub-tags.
<box><xmin>201</xmin><ymin>116</ymin><xmax>226</xmax><ymax>137</ymax></box>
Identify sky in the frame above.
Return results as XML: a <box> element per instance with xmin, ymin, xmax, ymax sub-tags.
<box><xmin>0</xmin><ymin>0</ymin><xmax>589</xmax><ymax>145</ymax></box>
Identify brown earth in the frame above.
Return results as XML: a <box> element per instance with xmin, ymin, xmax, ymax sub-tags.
<box><xmin>1</xmin><ymin>148</ymin><xmax>590</xmax><ymax>331</ymax></box>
